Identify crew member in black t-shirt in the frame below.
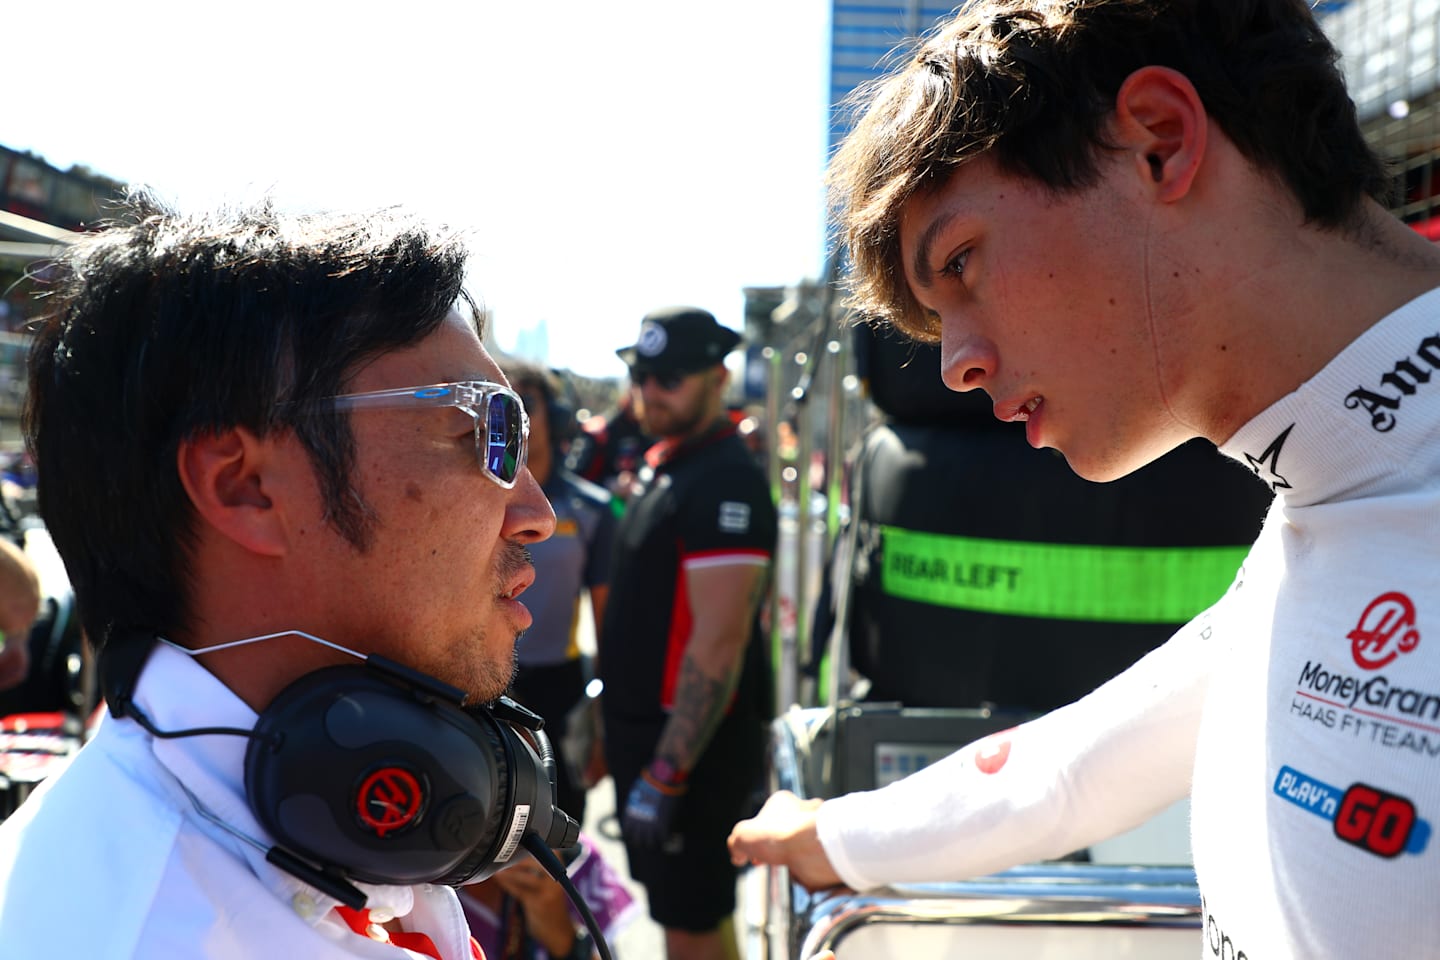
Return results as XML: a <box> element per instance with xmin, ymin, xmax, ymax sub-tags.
<box><xmin>565</xmin><ymin>390</ymin><xmax>651</xmax><ymax>503</ymax></box>
<box><xmin>599</xmin><ymin>306</ymin><xmax>776</xmax><ymax>960</ymax></box>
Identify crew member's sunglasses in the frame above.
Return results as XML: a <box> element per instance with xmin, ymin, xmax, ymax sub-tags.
<box><xmin>629</xmin><ymin>368</ymin><xmax>687</xmax><ymax>391</ymax></box>
<box><xmin>324</xmin><ymin>380</ymin><xmax>529</xmax><ymax>489</ymax></box>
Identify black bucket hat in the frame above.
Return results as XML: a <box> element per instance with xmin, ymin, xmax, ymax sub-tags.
<box><xmin>616</xmin><ymin>306</ymin><xmax>742</xmax><ymax>374</ymax></box>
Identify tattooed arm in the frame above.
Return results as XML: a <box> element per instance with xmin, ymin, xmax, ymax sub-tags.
<box><xmin>652</xmin><ymin>560</ymin><xmax>770</xmax><ymax>773</ymax></box>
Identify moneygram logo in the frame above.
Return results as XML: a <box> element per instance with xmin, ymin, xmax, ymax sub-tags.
<box><xmin>1348</xmin><ymin>592</ymin><xmax>1420</xmax><ymax>670</ymax></box>
<box><xmin>1297</xmin><ymin>661</ymin><xmax>1440</xmax><ymax>724</ymax></box>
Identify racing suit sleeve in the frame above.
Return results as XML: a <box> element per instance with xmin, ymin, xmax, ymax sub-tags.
<box><xmin>816</xmin><ymin>609</ymin><xmax>1214</xmax><ymax>890</ymax></box>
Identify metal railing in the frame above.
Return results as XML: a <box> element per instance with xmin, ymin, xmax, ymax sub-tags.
<box><xmin>745</xmin><ymin>707</ymin><xmax>1202</xmax><ymax>960</ymax></box>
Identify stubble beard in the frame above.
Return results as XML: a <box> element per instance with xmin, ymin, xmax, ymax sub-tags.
<box><xmin>447</xmin><ymin>620</ymin><xmax>522</xmax><ymax>705</ymax></box>
<box><xmin>434</xmin><ymin>541</ymin><xmax>533</xmax><ymax>704</ymax></box>
<box><xmin>653</xmin><ymin>395</ymin><xmax>709</xmax><ymax>440</ymax></box>
<box><xmin>473</xmin><ymin>640</ymin><xmax>520</xmax><ymax>706</ymax></box>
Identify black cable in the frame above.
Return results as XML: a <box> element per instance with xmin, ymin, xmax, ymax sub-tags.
<box><xmin>521</xmin><ymin>831</ymin><xmax>614</xmax><ymax>960</ymax></box>
<box><xmin>122</xmin><ymin>701</ymin><xmax>267</xmax><ymax>743</ymax></box>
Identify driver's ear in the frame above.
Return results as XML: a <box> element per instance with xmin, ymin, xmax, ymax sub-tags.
<box><xmin>177</xmin><ymin>427</ymin><xmax>288</xmax><ymax>557</ymax></box>
<box><xmin>1112</xmin><ymin>65</ymin><xmax>1207</xmax><ymax>204</ymax></box>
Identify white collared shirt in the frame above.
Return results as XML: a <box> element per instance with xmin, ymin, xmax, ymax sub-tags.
<box><xmin>0</xmin><ymin>642</ymin><xmax>479</xmax><ymax>959</ymax></box>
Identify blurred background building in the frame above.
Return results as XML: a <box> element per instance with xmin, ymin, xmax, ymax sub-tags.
<box><xmin>0</xmin><ymin>147</ymin><xmax>125</xmax><ymax>446</ymax></box>
<box><xmin>1327</xmin><ymin>0</ymin><xmax>1440</xmax><ymax>235</ymax></box>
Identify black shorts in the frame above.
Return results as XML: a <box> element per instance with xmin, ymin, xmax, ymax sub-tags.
<box><xmin>604</xmin><ymin>710</ymin><xmax>766</xmax><ymax>931</ymax></box>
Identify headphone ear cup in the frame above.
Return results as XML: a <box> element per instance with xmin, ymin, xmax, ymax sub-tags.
<box><xmin>244</xmin><ymin>666</ymin><xmax>510</xmax><ymax>886</ymax></box>
<box><xmin>448</xmin><ymin>707</ymin><xmax>581</xmax><ymax>883</ymax></box>
<box><xmin>506</xmin><ymin>715</ymin><xmax>582</xmax><ymax>853</ymax></box>
<box><xmin>435</xmin><ymin>708</ymin><xmax>519</xmax><ymax>885</ymax></box>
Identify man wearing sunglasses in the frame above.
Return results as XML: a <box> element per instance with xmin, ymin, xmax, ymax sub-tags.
<box><xmin>500</xmin><ymin>359</ymin><xmax>617</xmax><ymax>826</ymax></box>
<box><xmin>600</xmin><ymin>306</ymin><xmax>776</xmax><ymax>960</ymax></box>
<box><xmin>0</xmin><ymin>195</ymin><xmax>555</xmax><ymax>958</ymax></box>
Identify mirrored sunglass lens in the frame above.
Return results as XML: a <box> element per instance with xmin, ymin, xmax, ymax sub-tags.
<box><xmin>485</xmin><ymin>393</ymin><xmax>522</xmax><ymax>483</ymax></box>
<box><xmin>632</xmin><ymin>369</ymin><xmax>683</xmax><ymax>391</ymax></box>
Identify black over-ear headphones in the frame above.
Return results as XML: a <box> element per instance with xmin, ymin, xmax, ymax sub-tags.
<box><xmin>246</xmin><ymin>655</ymin><xmax>578</xmax><ymax>899</ymax></box>
<box><xmin>102</xmin><ymin>632</ymin><xmax>580</xmax><ymax>911</ymax></box>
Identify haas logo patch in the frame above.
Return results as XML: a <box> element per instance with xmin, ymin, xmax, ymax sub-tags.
<box><xmin>1348</xmin><ymin>592</ymin><xmax>1420</xmax><ymax>670</ymax></box>
<box><xmin>973</xmin><ymin>729</ymin><xmax>1016</xmax><ymax>775</ymax></box>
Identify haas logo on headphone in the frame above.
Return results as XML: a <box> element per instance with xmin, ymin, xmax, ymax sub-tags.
<box><xmin>356</xmin><ymin>765</ymin><xmax>427</xmax><ymax>838</ymax></box>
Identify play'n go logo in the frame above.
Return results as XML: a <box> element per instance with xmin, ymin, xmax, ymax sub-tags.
<box><xmin>1349</xmin><ymin>592</ymin><xmax>1420</xmax><ymax>671</ymax></box>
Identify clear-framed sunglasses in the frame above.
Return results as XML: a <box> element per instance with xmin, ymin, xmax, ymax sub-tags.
<box><xmin>324</xmin><ymin>380</ymin><xmax>529</xmax><ymax>488</ymax></box>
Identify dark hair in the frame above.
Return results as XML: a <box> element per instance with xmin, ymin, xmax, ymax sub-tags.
<box><xmin>24</xmin><ymin>192</ymin><xmax>475</xmax><ymax>654</ymax></box>
<box><xmin>503</xmin><ymin>359</ymin><xmax>559</xmax><ymax>413</ymax></box>
<box><xmin>502</xmin><ymin>358</ymin><xmax>570</xmax><ymax>455</ymax></box>
<box><xmin>829</xmin><ymin>0</ymin><xmax>1392</xmax><ymax>340</ymax></box>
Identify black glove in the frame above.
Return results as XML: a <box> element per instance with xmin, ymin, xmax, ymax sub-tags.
<box><xmin>622</xmin><ymin>759</ymin><xmax>687</xmax><ymax>849</ymax></box>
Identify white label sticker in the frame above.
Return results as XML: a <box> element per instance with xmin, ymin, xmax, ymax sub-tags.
<box><xmin>718</xmin><ymin>501</ymin><xmax>751</xmax><ymax>533</ymax></box>
<box><xmin>494</xmin><ymin>803</ymin><xmax>531</xmax><ymax>863</ymax></box>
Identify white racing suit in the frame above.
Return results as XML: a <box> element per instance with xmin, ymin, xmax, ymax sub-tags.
<box><xmin>817</xmin><ymin>287</ymin><xmax>1440</xmax><ymax>958</ymax></box>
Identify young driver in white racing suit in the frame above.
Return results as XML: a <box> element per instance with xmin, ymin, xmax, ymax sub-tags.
<box><xmin>727</xmin><ymin>1</ymin><xmax>1440</xmax><ymax>955</ymax></box>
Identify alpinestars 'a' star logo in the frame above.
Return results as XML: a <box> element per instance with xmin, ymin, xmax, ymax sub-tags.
<box><xmin>1245</xmin><ymin>423</ymin><xmax>1295</xmax><ymax>491</ymax></box>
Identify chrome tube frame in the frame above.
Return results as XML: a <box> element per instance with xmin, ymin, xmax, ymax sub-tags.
<box><xmin>794</xmin><ymin>867</ymin><xmax>1201</xmax><ymax>959</ymax></box>
<box><xmin>754</xmin><ymin>707</ymin><xmax>1202</xmax><ymax>960</ymax></box>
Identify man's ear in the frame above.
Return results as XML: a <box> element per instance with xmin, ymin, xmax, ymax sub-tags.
<box><xmin>1112</xmin><ymin>65</ymin><xmax>1208</xmax><ymax>203</ymax></box>
<box><xmin>177</xmin><ymin>427</ymin><xmax>288</xmax><ymax>558</ymax></box>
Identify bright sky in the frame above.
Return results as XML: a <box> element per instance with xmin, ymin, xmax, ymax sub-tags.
<box><xmin>6</xmin><ymin>1</ymin><xmax>833</xmax><ymax>378</ymax></box>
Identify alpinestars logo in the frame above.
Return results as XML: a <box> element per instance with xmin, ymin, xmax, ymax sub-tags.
<box><xmin>1349</xmin><ymin>592</ymin><xmax>1420</xmax><ymax>670</ymax></box>
<box><xmin>1274</xmin><ymin>764</ymin><xmax>1432</xmax><ymax>858</ymax></box>
<box><xmin>1243</xmin><ymin>423</ymin><xmax>1294</xmax><ymax>491</ymax></box>
<box><xmin>1344</xmin><ymin>332</ymin><xmax>1440</xmax><ymax>432</ymax></box>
